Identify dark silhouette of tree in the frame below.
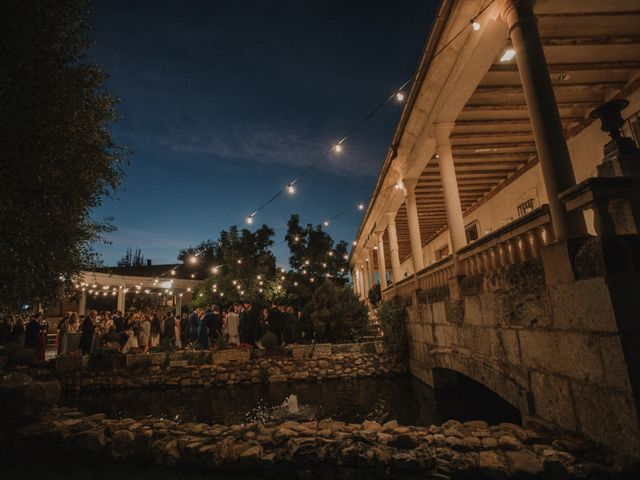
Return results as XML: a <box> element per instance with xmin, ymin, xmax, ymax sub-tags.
<box><xmin>117</xmin><ymin>248</ymin><xmax>145</xmax><ymax>267</ymax></box>
<box><xmin>0</xmin><ymin>0</ymin><xmax>125</xmax><ymax>312</ymax></box>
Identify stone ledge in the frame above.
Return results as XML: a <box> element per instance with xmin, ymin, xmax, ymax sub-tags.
<box><xmin>1</xmin><ymin>408</ymin><xmax>633</xmax><ymax>479</ymax></box>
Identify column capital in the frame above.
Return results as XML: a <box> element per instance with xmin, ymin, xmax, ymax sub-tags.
<box><xmin>497</xmin><ymin>0</ymin><xmax>537</xmax><ymax>28</ymax></box>
<box><xmin>433</xmin><ymin>122</ymin><xmax>455</xmax><ymax>146</ymax></box>
<box><xmin>385</xmin><ymin>210</ymin><xmax>397</xmax><ymax>223</ymax></box>
<box><xmin>402</xmin><ymin>178</ymin><xmax>420</xmax><ymax>196</ymax></box>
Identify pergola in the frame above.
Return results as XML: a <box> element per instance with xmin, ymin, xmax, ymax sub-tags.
<box><xmin>351</xmin><ymin>0</ymin><xmax>640</xmax><ymax>296</ymax></box>
<box><xmin>76</xmin><ymin>271</ymin><xmax>200</xmax><ymax>315</ymax></box>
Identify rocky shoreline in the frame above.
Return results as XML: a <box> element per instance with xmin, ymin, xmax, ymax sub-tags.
<box><xmin>1</xmin><ymin>406</ymin><xmax>634</xmax><ymax>479</ymax></box>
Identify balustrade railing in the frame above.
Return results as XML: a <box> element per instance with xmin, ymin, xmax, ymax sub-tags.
<box><xmin>456</xmin><ymin>205</ymin><xmax>553</xmax><ymax>276</ymax></box>
<box><xmin>416</xmin><ymin>256</ymin><xmax>455</xmax><ymax>290</ymax></box>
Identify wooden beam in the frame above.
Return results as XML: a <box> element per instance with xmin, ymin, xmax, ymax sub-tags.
<box><xmin>450</xmin><ymin>131</ymin><xmax>534</xmax><ymax>140</ymax></box>
<box><xmin>463</xmin><ymin>101</ymin><xmax>600</xmax><ymax>110</ymax></box>
<box><xmin>540</xmin><ymin>35</ymin><xmax>640</xmax><ymax>47</ymax></box>
<box><xmin>474</xmin><ymin>81</ymin><xmax>625</xmax><ymax>95</ymax></box>
<box><xmin>490</xmin><ymin>61</ymin><xmax>640</xmax><ymax>73</ymax></box>
<box><xmin>536</xmin><ymin>11</ymin><xmax>640</xmax><ymax>18</ymax></box>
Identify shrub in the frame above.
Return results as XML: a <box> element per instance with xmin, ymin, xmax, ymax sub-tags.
<box><xmin>260</xmin><ymin>331</ymin><xmax>278</xmax><ymax>350</ymax></box>
<box><xmin>378</xmin><ymin>302</ymin><xmax>407</xmax><ymax>352</ymax></box>
<box><xmin>306</xmin><ymin>281</ymin><xmax>369</xmax><ymax>343</ymax></box>
<box><xmin>368</xmin><ymin>283</ymin><xmax>381</xmax><ymax>306</ymax></box>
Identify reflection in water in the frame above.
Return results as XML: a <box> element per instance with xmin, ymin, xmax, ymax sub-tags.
<box><xmin>61</xmin><ymin>375</ymin><xmax>521</xmax><ymax>427</ymax></box>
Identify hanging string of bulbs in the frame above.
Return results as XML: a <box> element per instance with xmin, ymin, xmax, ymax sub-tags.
<box><xmin>151</xmin><ymin>1</ymin><xmax>494</xmax><ymax>282</ymax></box>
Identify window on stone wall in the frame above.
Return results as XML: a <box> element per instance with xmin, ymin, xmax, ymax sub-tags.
<box><xmin>465</xmin><ymin>221</ymin><xmax>479</xmax><ymax>243</ymax></box>
<box><xmin>516</xmin><ymin>198</ymin><xmax>535</xmax><ymax>217</ymax></box>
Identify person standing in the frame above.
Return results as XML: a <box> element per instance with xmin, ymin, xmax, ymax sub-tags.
<box><xmin>24</xmin><ymin>314</ymin><xmax>40</xmax><ymax>353</ymax></box>
<box><xmin>188</xmin><ymin>308</ymin><xmax>199</xmax><ymax>346</ymax></box>
<box><xmin>57</xmin><ymin>313</ymin><xmax>70</xmax><ymax>356</ymax></box>
<box><xmin>226</xmin><ymin>304</ymin><xmax>240</xmax><ymax>346</ymax></box>
<box><xmin>139</xmin><ymin>314</ymin><xmax>151</xmax><ymax>353</ymax></box>
<box><xmin>180</xmin><ymin>312</ymin><xmax>189</xmax><ymax>348</ymax></box>
<box><xmin>79</xmin><ymin>310</ymin><xmax>97</xmax><ymax>355</ymax></box>
<box><xmin>197</xmin><ymin>309</ymin><xmax>209</xmax><ymax>349</ymax></box>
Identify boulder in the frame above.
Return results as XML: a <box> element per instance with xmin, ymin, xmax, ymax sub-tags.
<box><xmin>0</xmin><ymin>375</ymin><xmax>61</xmax><ymax>428</ymax></box>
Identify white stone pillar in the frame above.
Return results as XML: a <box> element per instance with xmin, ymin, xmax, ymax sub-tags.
<box><xmin>116</xmin><ymin>287</ymin><xmax>125</xmax><ymax>313</ymax></box>
<box><xmin>367</xmin><ymin>247</ymin><xmax>376</xmax><ymax>290</ymax></box>
<box><xmin>176</xmin><ymin>294</ymin><xmax>182</xmax><ymax>316</ymax></box>
<box><xmin>359</xmin><ymin>263</ymin><xmax>368</xmax><ymax>296</ymax></box>
<box><xmin>501</xmin><ymin>0</ymin><xmax>585</xmax><ymax>239</ymax></box>
<box><xmin>385</xmin><ymin>211</ymin><xmax>402</xmax><ymax>283</ymax></box>
<box><xmin>403</xmin><ymin>178</ymin><xmax>425</xmax><ymax>273</ymax></box>
<box><xmin>434</xmin><ymin>123</ymin><xmax>467</xmax><ymax>253</ymax></box>
<box><xmin>375</xmin><ymin>231</ymin><xmax>388</xmax><ymax>290</ymax></box>
<box><xmin>78</xmin><ymin>290</ymin><xmax>87</xmax><ymax>316</ymax></box>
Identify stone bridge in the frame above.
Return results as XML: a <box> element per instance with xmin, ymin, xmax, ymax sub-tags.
<box><xmin>383</xmin><ymin>235</ymin><xmax>640</xmax><ymax>459</ymax></box>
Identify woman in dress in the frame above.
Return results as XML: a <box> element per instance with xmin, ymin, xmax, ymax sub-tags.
<box><xmin>139</xmin><ymin>314</ymin><xmax>151</xmax><ymax>353</ymax></box>
<box><xmin>57</xmin><ymin>313</ymin><xmax>70</xmax><ymax>356</ymax></box>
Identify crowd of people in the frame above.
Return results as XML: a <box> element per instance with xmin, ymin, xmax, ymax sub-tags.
<box><xmin>0</xmin><ymin>302</ymin><xmax>308</xmax><ymax>357</ymax></box>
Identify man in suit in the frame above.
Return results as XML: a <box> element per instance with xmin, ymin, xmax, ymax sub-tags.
<box><xmin>79</xmin><ymin>310</ymin><xmax>97</xmax><ymax>354</ymax></box>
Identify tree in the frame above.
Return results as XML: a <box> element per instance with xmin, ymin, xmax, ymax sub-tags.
<box><xmin>283</xmin><ymin>214</ymin><xmax>350</xmax><ymax>308</ymax></box>
<box><xmin>188</xmin><ymin>225</ymin><xmax>278</xmax><ymax>307</ymax></box>
<box><xmin>117</xmin><ymin>248</ymin><xmax>145</xmax><ymax>267</ymax></box>
<box><xmin>0</xmin><ymin>0</ymin><xmax>124</xmax><ymax>313</ymax></box>
<box><xmin>306</xmin><ymin>281</ymin><xmax>369</xmax><ymax>343</ymax></box>
<box><xmin>377</xmin><ymin>301</ymin><xmax>407</xmax><ymax>352</ymax></box>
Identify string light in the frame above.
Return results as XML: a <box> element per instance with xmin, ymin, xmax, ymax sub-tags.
<box><xmin>333</xmin><ymin>143</ymin><xmax>343</xmax><ymax>153</ymax></box>
<box><xmin>245</xmin><ymin>215</ymin><xmax>254</xmax><ymax>225</ymax></box>
<box><xmin>472</xmin><ymin>21</ymin><xmax>481</xmax><ymax>31</ymax></box>
<box><xmin>323</xmin><ymin>220</ymin><xmax>329</xmax><ymax>227</ymax></box>
<box><xmin>395</xmin><ymin>91</ymin><xmax>405</xmax><ymax>102</ymax></box>
<box><xmin>500</xmin><ymin>48</ymin><xmax>516</xmax><ymax>62</ymax></box>
<box><xmin>188</xmin><ymin>256</ymin><xmax>198</xmax><ymax>264</ymax></box>
<box><xmin>357</xmin><ymin>202</ymin><xmax>365</xmax><ymax>210</ymax></box>
<box><xmin>286</xmin><ymin>184</ymin><xmax>296</xmax><ymax>194</ymax></box>
<box><xmin>170</xmin><ymin>269</ymin><xmax>176</xmax><ymax>275</ymax></box>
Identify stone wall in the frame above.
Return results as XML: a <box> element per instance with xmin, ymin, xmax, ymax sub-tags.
<box><xmin>388</xmin><ymin>259</ymin><xmax>640</xmax><ymax>458</ymax></box>
<box><xmin>1</xmin><ymin>406</ymin><xmax>630</xmax><ymax>479</ymax></box>
<box><xmin>43</xmin><ymin>345</ymin><xmax>405</xmax><ymax>391</ymax></box>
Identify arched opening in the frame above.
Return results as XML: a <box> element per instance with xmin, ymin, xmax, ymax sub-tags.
<box><xmin>432</xmin><ymin>368</ymin><xmax>522</xmax><ymax>425</ymax></box>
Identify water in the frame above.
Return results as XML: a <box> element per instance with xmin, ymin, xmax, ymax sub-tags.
<box><xmin>60</xmin><ymin>375</ymin><xmax>521</xmax><ymax>426</ymax></box>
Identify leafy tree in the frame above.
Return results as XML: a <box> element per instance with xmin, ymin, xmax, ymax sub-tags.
<box><xmin>306</xmin><ymin>281</ymin><xmax>369</xmax><ymax>343</ymax></box>
<box><xmin>117</xmin><ymin>248</ymin><xmax>145</xmax><ymax>267</ymax></box>
<box><xmin>0</xmin><ymin>0</ymin><xmax>124</xmax><ymax>313</ymax></box>
<box><xmin>377</xmin><ymin>301</ymin><xmax>407</xmax><ymax>352</ymax></box>
<box><xmin>189</xmin><ymin>225</ymin><xmax>278</xmax><ymax>306</ymax></box>
<box><xmin>368</xmin><ymin>283</ymin><xmax>382</xmax><ymax>306</ymax></box>
<box><xmin>283</xmin><ymin>214</ymin><xmax>350</xmax><ymax>308</ymax></box>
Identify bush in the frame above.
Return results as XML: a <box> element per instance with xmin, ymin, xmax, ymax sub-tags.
<box><xmin>260</xmin><ymin>331</ymin><xmax>278</xmax><ymax>350</ymax></box>
<box><xmin>368</xmin><ymin>283</ymin><xmax>381</xmax><ymax>306</ymax></box>
<box><xmin>306</xmin><ymin>281</ymin><xmax>369</xmax><ymax>343</ymax></box>
<box><xmin>378</xmin><ymin>302</ymin><xmax>407</xmax><ymax>352</ymax></box>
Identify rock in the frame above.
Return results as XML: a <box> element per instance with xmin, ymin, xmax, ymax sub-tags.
<box><xmin>462</xmin><ymin>436</ymin><xmax>482</xmax><ymax>450</ymax></box>
<box><xmin>382</xmin><ymin>420</ymin><xmax>398</xmax><ymax>430</ymax></box>
<box><xmin>441</xmin><ymin>419</ymin><xmax>462</xmax><ymax>430</ymax></box>
<box><xmin>481</xmin><ymin>437</ymin><xmax>498</xmax><ymax>449</ymax></box>
<box><xmin>268</xmin><ymin>374</ymin><xmax>288</xmax><ymax>383</ymax></box>
<box><xmin>70</xmin><ymin>428</ymin><xmax>106</xmax><ymax>454</ymax></box>
<box><xmin>464</xmin><ymin>420</ymin><xmax>489</xmax><ymax>429</ymax></box>
<box><xmin>498</xmin><ymin>434</ymin><xmax>523</xmax><ymax>450</ymax></box>
<box><xmin>111</xmin><ymin>429</ymin><xmax>135</xmax><ymax>458</ymax></box>
<box><xmin>389</xmin><ymin>433</ymin><xmax>417</xmax><ymax>449</ymax></box>
<box><xmin>0</xmin><ymin>376</ymin><xmax>61</xmax><ymax>427</ymax></box>
<box><xmin>362</xmin><ymin>420</ymin><xmax>382</xmax><ymax>432</ymax></box>
<box><xmin>505</xmin><ymin>451</ymin><xmax>543</xmax><ymax>476</ymax></box>
<box><xmin>376</xmin><ymin>432</ymin><xmax>393</xmax><ymax>444</ymax></box>
<box><xmin>479</xmin><ymin>450</ymin><xmax>507</xmax><ymax>472</ymax></box>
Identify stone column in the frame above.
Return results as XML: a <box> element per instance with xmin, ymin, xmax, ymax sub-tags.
<box><xmin>116</xmin><ymin>287</ymin><xmax>125</xmax><ymax>313</ymax></box>
<box><xmin>501</xmin><ymin>0</ymin><xmax>585</xmax><ymax>239</ymax></box>
<box><xmin>385</xmin><ymin>211</ymin><xmax>402</xmax><ymax>283</ymax></box>
<box><xmin>366</xmin><ymin>246</ymin><xmax>376</xmax><ymax>291</ymax></box>
<box><xmin>360</xmin><ymin>263</ymin><xmax>369</xmax><ymax>295</ymax></box>
<box><xmin>403</xmin><ymin>178</ymin><xmax>425</xmax><ymax>273</ymax></box>
<box><xmin>175</xmin><ymin>294</ymin><xmax>182</xmax><ymax>316</ymax></box>
<box><xmin>78</xmin><ymin>290</ymin><xmax>87</xmax><ymax>316</ymax></box>
<box><xmin>375</xmin><ymin>231</ymin><xmax>388</xmax><ymax>290</ymax></box>
<box><xmin>434</xmin><ymin>122</ymin><xmax>467</xmax><ymax>252</ymax></box>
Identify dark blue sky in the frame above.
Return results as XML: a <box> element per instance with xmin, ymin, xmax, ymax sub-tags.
<box><xmin>90</xmin><ymin>0</ymin><xmax>437</xmax><ymax>267</ymax></box>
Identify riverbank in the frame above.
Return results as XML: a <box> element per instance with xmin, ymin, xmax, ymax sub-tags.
<box><xmin>1</xmin><ymin>406</ymin><xmax>634</xmax><ymax>479</ymax></box>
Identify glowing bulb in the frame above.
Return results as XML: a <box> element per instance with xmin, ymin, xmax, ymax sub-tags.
<box><xmin>472</xmin><ymin>21</ymin><xmax>481</xmax><ymax>31</ymax></box>
<box><xmin>232</xmin><ymin>280</ymin><xmax>237</xmax><ymax>285</ymax></box>
<box><xmin>310</xmin><ymin>278</ymin><xmax>315</xmax><ymax>283</ymax></box>
<box><xmin>323</xmin><ymin>220</ymin><xmax>330</xmax><ymax>227</ymax></box>
<box><xmin>500</xmin><ymin>48</ymin><xmax>516</xmax><ymax>62</ymax></box>
<box><xmin>220</xmin><ymin>292</ymin><xmax>224</xmax><ymax>297</ymax></box>
<box><xmin>294</xmin><ymin>236</ymin><xmax>299</xmax><ymax>242</ymax></box>
<box><xmin>186</xmin><ymin>288</ymin><xmax>191</xmax><ymax>292</ymax></box>
<box><xmin>240</xmin><ymin>290</ymin><xmax>245</xmax><ymax>295</ymax></box>
<box><xmin>352</xmin><ymin>241</ymin><xmax>357</xmax><ymax>246</ymax></box>
<box><xmin>259</xmin><ymin>288</ymin><xmax>263</xmax><ymax>293</ymax></box>
<box><xmin>343</xmin><ymin>254</ymin><xmax>349</xmax><ymax>260</ymax></box>
<box><xmin>333</xmin><ymin>143</ymin><xmax>343</xmax><ymax>153</ymax></box>
<box><xmin>188</xmin><ymin>256</ymin><xmax>197</xmax><ymax>264</ymax></box>
<box><xmin>170</xmin><ymin>269</ymin><xmax>176</xmax><ymax>275</ymax></box>
<box><xmin>328</xmin><ymin>251</ymin><xmax>334</xmax><ymax>256</ymax></box>
<box><xmin>190</xmin><ymin>274</ymin><xmax>195</xmax><ymax>278</ymax></box>
<box><xmin>357</xmin><ymin>202</ymin><xmax>365</xmax><ymax>210</ymax></box>
<box><xmin>294</xmin><ymin>282</ymin><xmax>298</xmax><ymax>286</ymax></box>
<box><xmin>286</xmin><ymin>184</ymin><xmax>295</xmax><ymax>194</ymax></box>
<box><xmin>257</xmin><ymin>275</ymin><xmax>262</xmax><ymax>280</ymax></box>
<box><xmin>395</xmin><ymin>91</ymin><xmax>405</xmax><ymax>102</ymax></box>
<box><xmin>237</xmin><ymin>259</ymin><xmax>242</xmax><ymax>264</ymax></box>
<box><xmin>246</xmin><ymin>216</ymin><xmax>254</xmax><ymax>225</ymax></box>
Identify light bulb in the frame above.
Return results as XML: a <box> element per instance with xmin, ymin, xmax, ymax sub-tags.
<box><xmin>472</xmin><ymin>21</ymin><xmax>480</xmax><ymax>31</ymax></box>
<box><xmin>333</xmin><ymin>143</ymin><xmax>343</xmax><ymax>153</ymax></box>
<box><xmin>323</xmin><ymin>220</ymin><xmax>330</xmax><ymax>227</ymax></box>
<box><xmin>286</xmin><ymin>184</ymin><xmax>295</xmax><ymax>194</ymax></box>
<box><xmin>170</xmin><ymin>269</ymin><xmax>176</xmax><ymax>275</ymax></box>
<box><xmin>246</xmin><ymin>216</ymin><xmax>254</xmax><ymax>225</ymax></box>
<box><xmin>188</xmin><ymin>256</ymin><xmax>197</xmax><ymax>264</ymax></box>
<box><xmin>357</xmin><ymin>202</ymin><xmax>365</xmax><ymax>210</ymax></box>
<box><xmin>500</xmin><ymin>48</ymin><xmax>516</xmax><ymax>62</ymax></box>
<box><xmin>395</xmin><ymin>92</ymin><xmax>405</xmax><ymax>102</ymax></box>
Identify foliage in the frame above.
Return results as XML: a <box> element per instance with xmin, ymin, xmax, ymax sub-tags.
<box><xmin>260</xmin><ymin>331</ymin><xmax>278</xmax><ymax>350</ymax></box>
<box><xmin>189</xmin><ymin>225</ymin><xmax>278</xmax><ymax>307</ymax></box>
<box><xmin>377</xmin><ymin>302</ymin><xmax>407</xmax><ymax>352</ymax></box>
<box><xmin>117</xmin><ymin>248</ymin><xmax>146</xmax><ymax>267</ymax></box>
<box><xmin>306</xmin><ymin>281</ymin><xmax>369</xmax><ymax>343</ymax></box>
<box><xmin>368</xmin><ymin>283</ymin><xmax>382</xmax><ymax>306</ymax></box>
<box><xmin>283</xmin><ymin>215</ymin><xmax>350</xmax><ymax>308</ymax></box>
<box><xmin>0</xmin><ymin>0</ymin><xmax>125</xmax><ymax>313</ymax></box>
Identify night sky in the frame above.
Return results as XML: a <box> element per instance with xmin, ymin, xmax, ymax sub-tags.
<box><xmin>90</xmin><ymin>0</ymin><xmax>437</xmax><ymax>267</ymax></box>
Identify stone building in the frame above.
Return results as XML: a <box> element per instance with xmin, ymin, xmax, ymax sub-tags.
<box><xmin>350</xmin><ymin>0</ymin><xmax>640</xmax><ymax>457</ymax></box>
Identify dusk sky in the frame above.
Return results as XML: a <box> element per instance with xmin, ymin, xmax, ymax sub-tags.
<box><xmin>90</xmin><ymin>0</ymin><xmax>437</xmax><ymax>267</ymax></box>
